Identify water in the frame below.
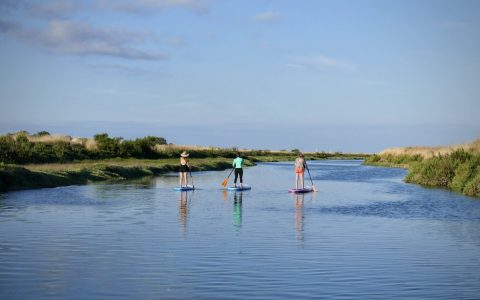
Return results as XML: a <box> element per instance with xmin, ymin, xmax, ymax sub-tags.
<box><xmin>1</xmin><ymin>160</ymin><xmax>480</xmax><ymax>299</ymax></box>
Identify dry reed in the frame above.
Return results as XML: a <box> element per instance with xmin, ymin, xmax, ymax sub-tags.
<box><xmin>379</xmin><ymin>139</ymin><xmax>480</xmax><ymax>158</ymax></box>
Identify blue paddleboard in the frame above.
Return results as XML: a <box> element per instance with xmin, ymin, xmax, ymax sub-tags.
<box><xmin>174</xmin><ymin>185</ymin><xmax>195</xmax><ymax>191</ymax></box>
<box><xmin>227</xmin><ymin>185</ymin><xmax>251</xmax><ymax>191</ymax></box>
<box><xmin>288</xmin><ymin>187</ymin><xmax>314</xmax><ymax>194</ymax></box>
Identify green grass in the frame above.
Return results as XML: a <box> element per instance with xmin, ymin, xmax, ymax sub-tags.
<box><xmin>364</xmin><ymin>149</ymin><xmax>480</xmax><ymax>198</ymax></box>
<box><xmin>0</xmin><ymin>157</ymin><xmax>254</xmax><ymax>192</ymax></box>
<box><xmin>0</xmin><ymin>150</ymin><xmax>370</xmax><ymax>192</ymax></box>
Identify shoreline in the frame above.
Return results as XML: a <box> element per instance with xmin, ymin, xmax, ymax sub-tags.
<box><xmin>0</xmin><ymin>155</ymin><xmax>367</xmax><ymax>193</ymax></box>
<box><xmin>0</xmin><ymin>158</ymin><xmax>253</xmax><ymax>193</ymax></box>
<box><xmin>364</xmin><ymin>152</ymin><xmax>480</xmax><ymax>198</ymax></box>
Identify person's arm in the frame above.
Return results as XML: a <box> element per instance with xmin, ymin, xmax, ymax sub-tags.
<box><xmin>233</xmin><ymin>158</ymin><xmax>236</xmax><ymax>168</ymax></box>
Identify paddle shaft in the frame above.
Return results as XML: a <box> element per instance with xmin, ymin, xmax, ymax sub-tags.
<box><xmin>189</xmin><ymin>169</ymin><xmax>194</xmax><ymax>188</ymax></box>
<box><xmin>305</xmin><ymin>162</ymin><xmax>314</xmax><ymax>186</ymax></box>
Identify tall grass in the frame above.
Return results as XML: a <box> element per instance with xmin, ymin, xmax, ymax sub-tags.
<box><xmin>379</xmin><ymin>139</ymin><xmax>480</xmax><ymax>158</ymax></box>
<box><xmin>365</xmin><ymin>140</ymin><xmax>480</xmax><ymax>198</ymax></box>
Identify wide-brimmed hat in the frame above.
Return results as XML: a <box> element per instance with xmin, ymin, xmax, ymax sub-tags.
<box><xmin>180</xmin><ymin>151</ymin><xmax>189</xmax><ymax>157</ymax></box>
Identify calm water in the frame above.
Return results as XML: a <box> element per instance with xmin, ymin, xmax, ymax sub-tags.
<box><xmin>1</xmin><ymin>160</ymin><xmax>480</xmax><ymax>299</ymax></box>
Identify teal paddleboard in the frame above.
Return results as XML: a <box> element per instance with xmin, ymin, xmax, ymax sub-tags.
<box><xmin>227</xmin><ymin>185</ymin><xmax>251</xmax><ymax>191</ymax></box>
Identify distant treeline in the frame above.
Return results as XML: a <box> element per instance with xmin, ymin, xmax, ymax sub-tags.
<box><xmin>365</xmin><ymin>149</ymin><xmax>480</xmax><ymax>197</ymax></box>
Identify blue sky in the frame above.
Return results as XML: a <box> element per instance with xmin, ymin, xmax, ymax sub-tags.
<box><xmin>0</xmin><ymin>0</ymin><xmax>479</xmax><ymax>152</ymax></box>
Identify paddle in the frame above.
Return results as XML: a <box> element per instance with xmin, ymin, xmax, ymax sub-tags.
<box><xmin>189</xmin><ymin>166</ymin><xmax>195</xmax><ymax>189</ymax></box>
<box><xmin>305</xmin><ymin>162</ymin><xmax>318</xmax><ymax>192</ymax></box>
<box><xmin>221</xmin><ymin>168</ymin><xmax>235</xmax><ymax>187</ymax></box>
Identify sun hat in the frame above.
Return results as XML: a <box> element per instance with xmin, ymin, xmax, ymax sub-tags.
<box><xmin>180</xmin><ymin>151</ymin><xmax>189</xmax><ymax>158</ymax></box>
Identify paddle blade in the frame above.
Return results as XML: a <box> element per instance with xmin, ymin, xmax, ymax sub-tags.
<box><xmin>312</xmin><ymin>185</ymin><xmax>318</xmax><ymax>192</ymax></box>
<box><xmin>221</xmin><ymin>177</ymin><xmax>229</xmax><ymax>187</ymax></box>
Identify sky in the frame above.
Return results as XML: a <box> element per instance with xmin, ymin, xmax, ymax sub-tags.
<box><xmin>0</xmin><ymin>0</ymin><xmax>479</xmax><ymax>152</ymax></box>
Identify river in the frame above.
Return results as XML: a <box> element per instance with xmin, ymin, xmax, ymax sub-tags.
<box><xmin>1</xmin><ymin>160</ymin><xmax>479</xmax><ymax>299</ymax></box>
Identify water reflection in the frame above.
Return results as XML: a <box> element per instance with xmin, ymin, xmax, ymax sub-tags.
<box><xmin>294</xmin><ymin>193</ymin><xmax>305</xmax><ymax>246</ymax></box>
<box><xmin>233</xmin><ymin>192</ymin><xmax>243</xmax><ymax>232</ymax></box>
<box><xmin>178</xmin><ymin>191</ymin><xmax>192</xmax><ymax>237</ymax></box>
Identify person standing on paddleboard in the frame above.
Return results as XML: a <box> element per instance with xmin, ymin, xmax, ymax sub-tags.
<box><xmin>232</xmin><ymin>152</ymin><xmax>244</xmax><ymax>188</ymax></box>
<box><xmin>295</xmin><ymin>153</ymin><xmax>306</xmax><ymax>190</ymax></box>
<box><xmin>179</xmin><ymin>151</ymin><xmax>191</xmax><ymax>188</ymax></box>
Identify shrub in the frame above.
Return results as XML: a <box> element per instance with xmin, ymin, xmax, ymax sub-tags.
<box><xmin>34</xmin><ymin>131</ymin><xmax>50</xmax><ymax>136</ymax></box>
<box><xmin>463</xmin><ymin>172</ymin><xmax>480</xmax><ymax>197</ymax></box>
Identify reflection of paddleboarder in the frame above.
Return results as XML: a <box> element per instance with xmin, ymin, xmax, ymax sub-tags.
<box><xmin>294</xmin><ymin>193</ymin><xmax>305</xmax><ymax>245</ymax></box>
<box><xmin>179</xmin><ymin>191</ymin><xmax>189</xmax><ymax>237</ymax></box>
<box><xmin>233</xmin><ymin>192</ymin><xmax>243</xmax><ymax>231</ymax></box>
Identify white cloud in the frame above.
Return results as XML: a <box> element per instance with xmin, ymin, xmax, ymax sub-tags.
<box><xmin>97</xmin><ymin>0</ymin><xmax>209</xmax><ymax>14</ymax></box>
<box><xmin>253</xmin><ymin>11</ymin><xmax>281</xmax><ymax>23</ymax></box>
<box><xmin>0</xmin><ymin>20</ymin><xmax>167</xmax><ymax>60</ymax></box>
<box><xmin>289</xmin><ymin>54</ymin><xmax>357</xmax><ymax>72</ymax></box>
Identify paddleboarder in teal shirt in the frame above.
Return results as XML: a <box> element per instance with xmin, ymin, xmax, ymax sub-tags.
<box><xmin>232</xmin><ymin>152</ymin><xmax>244</xmax><ymax>188</ymax></box>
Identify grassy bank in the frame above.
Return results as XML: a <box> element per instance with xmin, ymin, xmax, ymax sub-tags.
<box><xmin>0</xmin><ymin>158</ymin><xmax>254</xmax><ymax>192</ymax></box>
<box><xmin>0</xmin><ymin>130</ymin><xmax>371</xmax><ymax>192</ymax></box>
<box><xmin>364</xmin><ymin>140</ymin><xmax>480</xmax><ymax>198</ymax></box>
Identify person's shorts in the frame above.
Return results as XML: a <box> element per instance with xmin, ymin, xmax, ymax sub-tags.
<box><xmin>295</xmin><ymin>168</ymin><xmax>304</xmax><ymax>174</ymax></box>
<box><xmin>180</xmin><ymin>165</ymin><xmax>189</xmax><ymax>173</ymax></box>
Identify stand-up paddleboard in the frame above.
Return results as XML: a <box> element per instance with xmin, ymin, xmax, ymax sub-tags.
<box><xmin>227</xmin><ymin>185</ymin><xmax>251</xmax><ymax>191</ymax></box>
<box><xmin>288</xmin><ymin>186</ymin><xmax>314</xmax><ymax>193</ymax></box>
<box><xmin>174</xmin><ymin>185</ymin><xmax>195</xmax><ymax>191</ymax></box>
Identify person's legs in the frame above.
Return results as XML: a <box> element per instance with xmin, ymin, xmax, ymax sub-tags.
<box><xmin>181</xmin><ymin>172</ymin><xmax>187</xmax><ymax>187</ymax></box>
<box><xmin>301</xmin><ymin>172</ymin><xmax>305</xmax><ymax>189</ymax></box>
<box><xmin>239</xmin><ymin>169</ymin><xmax>243</xmax><ymax>187</ymax></box>
<box><xmin>234</xmin><ymin>169</ymin><xmax>239</xmax><ymax>187</ymax></box>
<box><xmin>295</xmin><ymin>173</ymin><xmax>299</xmax><ymax>190</ymax></box>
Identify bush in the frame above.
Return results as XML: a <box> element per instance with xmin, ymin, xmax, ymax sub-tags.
<box><xmin>34</xmin><ymin>131</ymin><xmax>50</xmax><ymax>136</ymax></box>
<box><xmin>463</xmin><ymin>173</ymin><xmax>480</xmax><ymax>197</ymax></box>
<box><xmin>450</xmin><ymin>161</ymin><xmax>476</xmax><ymax>192</ymax></box>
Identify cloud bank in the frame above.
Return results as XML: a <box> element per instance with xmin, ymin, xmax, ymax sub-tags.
<box><xmin>0</xmin><ymin>19</ymin><xmax>167</xmax><ymax>60</ymax></box>
<box><xmin>97</xmin><ymin>0</ymin><xmax>209</xmax><ymax>14</ymax></box>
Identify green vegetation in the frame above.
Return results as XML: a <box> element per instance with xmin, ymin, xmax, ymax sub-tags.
<box><xmin>365</xmin><ymin>149</ymin><xmax>480</xmax><ymax>197</ymax></box>
<box><xmin>0</xmin><ymin>131</ymin><xmax>170</xmax><ymax>164</ymax></box>
<box><xmin>0</xmin><ymin>130</ymin><xmax>370</xmax><ymax>192</ymax></box>
<box><xmin>0</xmin><ymin>158</ymin><xmax>254</xmax><ymax>192</ymax></box>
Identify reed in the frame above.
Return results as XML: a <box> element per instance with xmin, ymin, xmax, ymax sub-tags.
<box><xmin>365</xmin><ymin>139</ymin><xmax>480</xmax><ymax>198</ymax></box>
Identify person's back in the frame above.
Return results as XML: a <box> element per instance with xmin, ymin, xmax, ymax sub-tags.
<box><xmin>295</xmin><ymin>157</ymin><xmax>305</xmax><ymax>170</ymax></box>
<box><xmin>233</xmin><ymin>156</ymin><xmax>244</xmax><ymax>169</ymax></box>
<box><xmin>232</xmin><ymin>153</ymin><xmax>244</xmax><ymax>187</ymax></box>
